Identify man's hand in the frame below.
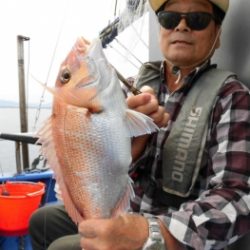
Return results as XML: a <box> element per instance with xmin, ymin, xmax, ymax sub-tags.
<box><xmin>126</xmin><ymin>86</ymin><xmax>169</xmax><ymax>128</ymax></box>
<box><xmin>79</xmin><ymin>213</ymin><xmax>148</xmax><ymax>250</ymax></box>
<box><xmin>127</xmin><ymin>86</ymin><xmax>169</xmax><ymax>161</ymax></box>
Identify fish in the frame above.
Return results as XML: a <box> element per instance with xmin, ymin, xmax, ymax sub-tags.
<box><xmin>37</xmin><ymin>37</ymin><xmax>158</xmax><ymax>223</ymax></box>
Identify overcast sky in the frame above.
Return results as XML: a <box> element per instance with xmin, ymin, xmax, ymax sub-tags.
<box><xmin>0</xmin><ymin>0</ymin><xmax>149</xmax><ymax>104</ymax></box>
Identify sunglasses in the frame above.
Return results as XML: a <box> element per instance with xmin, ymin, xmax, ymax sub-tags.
<box><xmin>157</xmin><ymin>11</ymin><xmax>215</xmax><ymax>31</ymax></box>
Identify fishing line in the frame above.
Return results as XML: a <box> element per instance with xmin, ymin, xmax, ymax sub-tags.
<box><xmin>108</xmin><ymin>43</ymin><xmax>139</xmax><ymax>70</ymax></box>
<box><xmin>32</xmin><ymin>0</ymin><xmax>71</xmax><ymax>131</ymax></box>
<box><xmin>114</xmin><ymin>38</ymin><xmax>143</xmax><ymax>65</ymax></box>
<box><xmin>127</xmin><ymin>2</ymin><xmax>149</xmax><ymax>51</ymax></box>
<box><xmin>115</xmin><ymin>0</ymin><xmax>148</xmax><ymax>37</ymax></box>
<box><xmin>130</xmin><ymin>23</ymin><xmax>149</xmax><ymax>49</ymax></box>
<box><xmin>99</xmin><ymin>0</ymin><xmax>148</xmax><ymax>91</ymax></box>
<box><xmin>27</xmin><ymin>0</ymin><xmax>73</xmax><ymax>248</ymax></box>
<box><xmin>99</xmin><ymin>0</ymin><xmax>147</xmax><ymax>94</ymax></box>
<box><xmin>114</xmin><ymin>0</ymin><xmax>118</xmax><ymax>17</ymax></box>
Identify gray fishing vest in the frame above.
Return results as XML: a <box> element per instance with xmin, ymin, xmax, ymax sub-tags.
<box><xmin>162</xmin><ymin>67</ymin><xmax>235</xmax><ymax>197</ymax></box>
<box><xmin>135</xmin><ymin>62</ymin><xmax>235</xmax><ymax>197</ymax></box>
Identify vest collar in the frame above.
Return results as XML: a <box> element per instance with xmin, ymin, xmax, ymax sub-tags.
<box><xmin>160</xmin><ymin>60</ymin><xmax>215</xmax><ymax>90</ymax></box>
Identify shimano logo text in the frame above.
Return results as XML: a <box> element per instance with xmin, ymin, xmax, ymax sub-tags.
<box><xmin>172</xmin><ymin>107</ymin><xmax>202</xmax><ymax>183</ymax></box>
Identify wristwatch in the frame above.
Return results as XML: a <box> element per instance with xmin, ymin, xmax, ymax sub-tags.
<box><xmin>142</xmin><ymin>217</ymin><xmax>166</xmax><ymax>250</ymax></box>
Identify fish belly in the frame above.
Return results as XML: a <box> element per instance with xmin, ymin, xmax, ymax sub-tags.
<box><xmin>53</xmin><ymin>106</ymin><xmax>132</xmax><ymax>219</ymax></box>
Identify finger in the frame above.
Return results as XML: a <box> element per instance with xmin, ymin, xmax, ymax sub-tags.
<box><xmin>79</xmin><ymin>221</ymin><xmax>98</xmax><ymax>239</ymax></box>
<box><xmin>126</xmin><ymin>93</ymin><xmax>152</xmax><ymax>109</ymax></box>
<box><xmin>134</xmin><ymin>97</ymin><xmax>159</xmax><ymax>115</ymax></box>
<box><xmin>80</xmin><ymin>237</ymin><xmax>98</xmax><ymax>250</ymax></box>
<box><xmin>156</xmin><ymin>112</ymin><xmax>169</xmax><ymax>128</ymax></box>
<box><xmin>161</xmin><ymin>112</ymin><xmax>170</xmax><ymax>127</ymax></box>
<box><xmin>149</xmin><ymin>106</ymin><xmax>165</xmax><ymax>124</ymax></box>
<box><xmin>140</xmin><ymin>85</ymin><xmax>155</xmax><ymax>95</ymax></box>
<box><xmin>152</xmin><ymin>108</ymin><xmax>169</xmax><ymax>126</ymax></box>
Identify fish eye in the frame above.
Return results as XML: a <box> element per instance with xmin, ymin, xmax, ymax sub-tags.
<box><xmin>60</xmin><ymin>68</ymin><xmax>71</xmax><ymax>84</ymax></box>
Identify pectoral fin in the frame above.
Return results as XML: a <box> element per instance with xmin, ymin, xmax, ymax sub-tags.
<box><xmin>125</xmin><ymin>109</ymin><xmax>159</xmax><ymax>137</ymax></box>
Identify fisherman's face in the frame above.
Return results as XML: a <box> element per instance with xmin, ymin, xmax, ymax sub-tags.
<box><xmin>159</xmin><ymin>0</ymin><xmax>221</xmax><ymax>68</ymax></box>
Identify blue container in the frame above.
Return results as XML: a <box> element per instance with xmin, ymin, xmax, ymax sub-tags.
<box><xmin>0</xmin><ymin>170</ymin><xmax>57</xmax><ymax>250</ymax></box>
<box><xmin>0</xmin><ymin>169</ymin><xmax>57</xmax><ymax>204</ymax></box>
<box><xmin>0</xmin><ymin>235</ymin><xmax>32</xmax><ymax>250</ymax></box>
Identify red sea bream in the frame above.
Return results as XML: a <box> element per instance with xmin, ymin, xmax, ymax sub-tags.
<box><xmin>37</xmin><ymin>37</ymin><xmax>158</xmax><ymax>223</ymax></box>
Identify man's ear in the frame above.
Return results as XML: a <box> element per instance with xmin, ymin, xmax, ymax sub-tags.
<box><xmin>215</xmin><ymin>27</ymin><xmax>222</xmax><ymax>49</ymax></box>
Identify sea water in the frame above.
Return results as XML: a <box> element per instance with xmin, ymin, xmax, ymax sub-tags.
<box><xmin>0</xmin><ymin>107</ymin><xmax>51</xmax><ymax>175</ymax></box>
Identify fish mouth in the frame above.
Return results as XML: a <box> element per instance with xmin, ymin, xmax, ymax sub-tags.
<box><xmin>76</xmin><ymin>77</ymin><xmax>97</xmax><ymax>89</ymax></box>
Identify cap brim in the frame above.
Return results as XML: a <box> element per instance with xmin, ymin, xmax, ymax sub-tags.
<box><xmin>210</xmin><ymin>0</ymin><xmax>229</xmax><ymax>13</ymax></box>
<box><xmin>149</xmin><ymin>0</ymin><xmax>167</xmax><ymax>12</ymax></box>
<box><xmin>149</xmin><ymin>0</ymin><xmax>228</xmax><ymax>13</ymax></box>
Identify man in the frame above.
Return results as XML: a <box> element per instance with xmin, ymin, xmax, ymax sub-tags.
<box><xmin>29</xmin><ymin>0</ymin><xmax>250</xmax><ymax>249</ymax></box>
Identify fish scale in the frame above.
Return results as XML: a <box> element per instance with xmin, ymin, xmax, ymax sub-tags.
<box><xmin>37</xmin><ymin>37</ymin><xmax>159</xmax><ymax>223</ymax></box>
